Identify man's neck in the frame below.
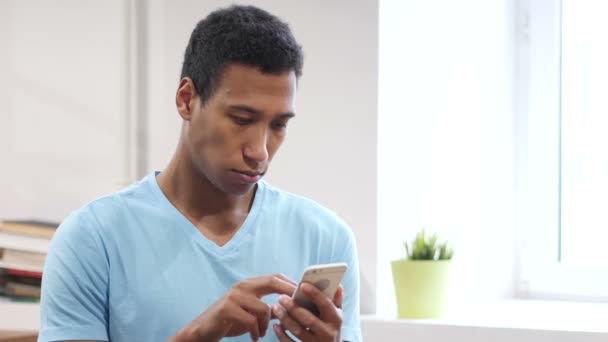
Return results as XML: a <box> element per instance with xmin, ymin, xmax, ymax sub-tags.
<box><xmin>156</xmin><ymin>148</ymin><xmax>256</xmax><ymax>238</ymax></box>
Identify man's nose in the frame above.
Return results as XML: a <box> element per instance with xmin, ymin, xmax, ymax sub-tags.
<box><xmin>243</xmin><ymin>128</ymin><xmax>269</xmax><ymax>163</ymax></box>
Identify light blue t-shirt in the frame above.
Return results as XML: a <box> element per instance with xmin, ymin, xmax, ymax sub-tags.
<box><xmin>39</xmin><ymin>172</ymin><xmax>362</xmax><ymax>342</ymax></box>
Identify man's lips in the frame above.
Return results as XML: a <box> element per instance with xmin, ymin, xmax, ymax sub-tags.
<box><xmin>230</xmin><ymin>169</ymin><xmax>265</xmax><ymax>183</ymax></box>
<box><xmin>234</xmin><ymin>169</ymin><xmax>264</xmax><ymax>177</ymax></box>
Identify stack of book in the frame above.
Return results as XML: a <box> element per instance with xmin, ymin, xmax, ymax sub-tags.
<box><xmin>0</xmin><ymin>220</ymin><xmax>58</xmax><ymax>302</ymax></box>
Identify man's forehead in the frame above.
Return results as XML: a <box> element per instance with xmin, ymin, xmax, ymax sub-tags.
<box><xmin>215</xmin><ymin>67</ymin><xmax>296</xmax><ymax>102</ymax></box>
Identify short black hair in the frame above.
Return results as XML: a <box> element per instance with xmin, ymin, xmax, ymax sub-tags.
<box><xmin>180</xmin><ymin>5</ymin><xmax>304</xmax><ymax>105</ymax></box>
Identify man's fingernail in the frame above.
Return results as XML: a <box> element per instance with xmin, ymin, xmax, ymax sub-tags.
<box><xmin>273</xmin><ymin>304</ymin><xmax>283</xmax><ymax>316</ymax></box>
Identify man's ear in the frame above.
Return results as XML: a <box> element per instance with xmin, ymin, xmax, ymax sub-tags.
<box><xmin>176</xmin><ymin>77</ymin><xmax>197</xmax><ymax>121</ymax></box>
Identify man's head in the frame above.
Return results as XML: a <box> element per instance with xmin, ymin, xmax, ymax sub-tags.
<box><xmin>180</xmin><ymin>5</ymin><xmax>303</xmax><ymax>106</ymax></box>
<box><xmin>176</xmin><ymin>5</ymin><xmax>303</xmax><ymax>195</ymax></box>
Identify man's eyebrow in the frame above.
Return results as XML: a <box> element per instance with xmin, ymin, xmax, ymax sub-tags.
<box><xmin>229</xmin><ymin>105</ymin><xmax>296</xmax><ymax>118</ymax></box>
<box><xmin>277</xmin><ymin>112</ymin><xmax>296</xmax><ymax>119</ymax></box>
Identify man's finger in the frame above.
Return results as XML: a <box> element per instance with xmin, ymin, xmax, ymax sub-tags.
<box><xmin>300</xmin><ymin>282</ymin><xmax>341</xmax><ymax>321</ymax></box>
<box><xmin>249</xmin><ymin>274</ymin><xmax>297</xmax><ymax>297</ymax></box>
<box><xmin>272</xmin><ymin>304</ymin><xmax>314</xmax><ymax>341</ymax></box>
<box><xmin>333</xmin><ymin>284</ymin><xmax>344</xmax><ymax>308</ymax></box>
<box><xmin>257</xmin><ymin>305</ymin><xmax>271</xmax><ymax>338</ymax></box>
<box><xmin>273</xmin><ymin>323</ymin><xmax>295</xmax><ymax>342</ymax></box>
<box><xmin>277</xmin><ymin>295</ymin><xmax>334</xmax><ymax>339</ymax></box>
<box><xmin>274</xmin><ymin>273</ymin><xmax>298</xmax><ymax>287</ymax></box>
<box><xmin>239</xmin><ymin>294</ymin><xmax>271</xmax><ymax>338</ymax></box>
<box><xmin>228</xmin><ymin>305</ymin><xmax>261</xmax><ymax>341</ymax></box>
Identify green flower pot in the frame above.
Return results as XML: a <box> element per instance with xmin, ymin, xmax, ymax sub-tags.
<box><xmin>391</xmin><ymin>259</ymin><xmax>452</xmax><ymax>318</ymax></box>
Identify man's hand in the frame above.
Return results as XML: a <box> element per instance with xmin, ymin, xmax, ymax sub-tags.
<box><xmin>271</xmin><ymin>283</ymin><xmax>344</xmax><ymax>342</ymax></box>
<box><xmin>171</xmin><ymin>274</ymin><xmax>297</xmax><ymax>342</ymax></box>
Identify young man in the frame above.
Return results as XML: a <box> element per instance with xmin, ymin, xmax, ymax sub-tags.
<box><xmin>39</xmin><ymin>5</ymin><xmax>361</xmax><ymax>342</ymax></box>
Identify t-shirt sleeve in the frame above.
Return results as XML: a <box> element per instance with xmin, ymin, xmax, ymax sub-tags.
<box><xmin>38</xmin><ymin>210</ymin><xmax>110</xmax><ymax>342</ymax></box>
<box><xmin>334</xmin><ymin>222</ymin><xmax>363</xmax><ymax>342</ymax></box>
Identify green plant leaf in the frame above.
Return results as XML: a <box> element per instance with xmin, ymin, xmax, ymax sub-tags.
<box><xmin>403</xmin><ymin>228</ymin><xmax>454</xmax><ymax>261</ymax></box>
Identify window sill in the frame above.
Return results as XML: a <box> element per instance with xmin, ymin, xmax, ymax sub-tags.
<box><xmin>362</xmin><ymin>299</ymin><xmax>608</xmax><ymax>341</ymax></box>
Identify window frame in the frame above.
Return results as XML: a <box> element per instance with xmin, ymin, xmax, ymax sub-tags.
<box><xmin>516</xmin><ymin>0</ymin><xmax>608</xmax><ymax>302</ymax></box>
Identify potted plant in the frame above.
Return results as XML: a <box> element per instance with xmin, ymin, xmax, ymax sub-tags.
<box><xmin>391</xmin><ymin>228</ymin><xmax>454</xmax><ymax>318</ymax></box>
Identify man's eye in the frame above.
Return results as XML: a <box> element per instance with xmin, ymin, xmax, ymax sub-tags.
<box><xmin>271</xmin><ymin>121</ymin><xmax>287</xmax><ymax>129</ymax></box>
<box><xmin>231</xmin><ymin>116</ymin><xmax>252</xmax><ymax>125</ymax></box>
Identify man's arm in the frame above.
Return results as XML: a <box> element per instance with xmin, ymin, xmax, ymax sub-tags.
<box><xmin>334</xmin><ymin>223</ymin><xmax>362</xmax><ymax>342</ymax></box>
<box><xmin>38</xmin><ymin>212</ymin><xmax>110</xmax><ymax>342</ymax></box>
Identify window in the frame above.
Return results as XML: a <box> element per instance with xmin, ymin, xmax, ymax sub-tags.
<box><xmin>378</xmin><ymin>0</ymin><xmax>517</xmax><ymax>317</ymax></box>
<box><xmin>559</xmin><ymin>0</ymin><xmax>608</xmax><ymax>265</ymax></box>
<box><xmin>518</xmin><ymin>0</ymin><xmax>608</xmax><ymax>301</ymax></box>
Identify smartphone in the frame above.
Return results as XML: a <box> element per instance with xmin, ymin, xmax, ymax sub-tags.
<box><xmin>291</xmin><ymin>262</ymin><xmax>348</xmax><ymax>316</ymax></box>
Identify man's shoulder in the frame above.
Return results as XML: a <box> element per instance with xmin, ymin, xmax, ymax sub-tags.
<box><xmin>260</xmin><ymin>181</ymin><xmax>352</xmax><ymax>234</ymax></box>
<box><xmin>262</xmin><ymin>181</ymin><xmax>338</xmax><ymax>217</ymax></box>
<box><xmin>57</xmin><ymin>176</ymin><xmax>154</xmax><ymax>236</ymax></box>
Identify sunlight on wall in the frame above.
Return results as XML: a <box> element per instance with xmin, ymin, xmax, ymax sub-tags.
<box><xmin>378</xmin><ymin>0</ymin><xmax>517</xmax><ymax>317</ymax></box>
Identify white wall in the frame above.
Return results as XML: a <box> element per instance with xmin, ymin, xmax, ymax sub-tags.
<box><xmin>0</xmin><ymin>0</ymin><xmax>129</xmax><ymax>221</ymax></box>
<box><xmin>144</xmin><ymin>0</ymin><xmax>379</xmax><ymax>313</ymax></box>
<box><xmin>377</xmin><ymin>0</ymin><xmax>517</xmax><ymax>317</ymax></box>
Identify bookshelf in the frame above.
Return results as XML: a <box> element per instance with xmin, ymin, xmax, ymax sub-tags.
<box><xmin>0</xmin><ymin>226</ymin><xmax>50</xmax><ymax>332</ymax></box>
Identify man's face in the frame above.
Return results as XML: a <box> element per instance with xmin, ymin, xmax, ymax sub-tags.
<box><xmin>178</xmin><ymin>64</ymin><xmax>297</xmax><ymax>195</ymax></box>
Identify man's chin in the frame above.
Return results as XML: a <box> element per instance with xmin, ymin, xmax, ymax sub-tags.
<box><xmin>223</xmin><ymin>181</ymin><xmax>258</xmax><ymax>196</ymax></box>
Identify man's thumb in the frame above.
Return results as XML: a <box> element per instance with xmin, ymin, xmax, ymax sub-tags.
<box><xmin>333</xmin><ymin>284</ymin><xmax>344</xmax><ymax>308</ymax></box>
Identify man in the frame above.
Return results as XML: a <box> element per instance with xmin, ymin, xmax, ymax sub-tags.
<box><xmin>39</xmin><ymin>5</ymin><xmax>361</xmax><ymax>342</ymax></box>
